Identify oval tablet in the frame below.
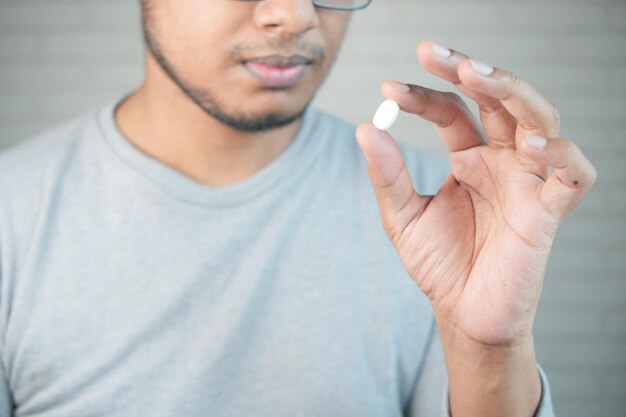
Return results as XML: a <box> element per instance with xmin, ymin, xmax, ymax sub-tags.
<box><xmin>372</xmin><ymin>99</ymin><xmax>399</xmax><ymax>131</ymax></box>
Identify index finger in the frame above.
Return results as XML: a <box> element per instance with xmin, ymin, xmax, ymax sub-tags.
<box><xmin>380</xmin><ymin>81</ymin><xmax>486</xmax><ymax>153</ymax></box>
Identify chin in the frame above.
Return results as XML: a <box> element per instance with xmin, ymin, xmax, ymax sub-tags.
<box><xmin>246</xmin><ymin>93</ymin><xmax>310</xmax><ymax>113</ymax></box>
<box><xmin>204</xmin><ymin>104</ymin><xmax>306</xmax><ymax>133</ymax></box>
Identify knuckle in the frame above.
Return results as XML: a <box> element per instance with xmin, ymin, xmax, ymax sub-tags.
<box><xmin>562</xmin><ymin>140</ymin><xmax>598</xmax><ymax>189</ymax></box>
<box><xmin>509</xmin><ymin>72</ymin><xmax>523</xmax><ymax>88</ymax></box>
<box><xmin>445</xmin><ymin>92</ymin><xmax>467</xmax><ymax>109</ymax></box>
<box><xmin>563</xmin><ymin>139</ymin><xmax>579</xmax><ymax>160</ymax></box>
<box><xmin>561</xmin><ymin>137</ymin><xmax>574</xmax><ymax>149</ymax></box>
<box><xmin>583</xmin><ymin>158</ymin><xmax>599</xmax><ymax>188</ymax></box>
<box><xmin>589</xmin><ymin>165</ymin><xmax>598</xmax><ymax>186</ymax></box>
<box><xmin>478</xmin><ymin>101</ymin><xmax>504</xmax><ymax>114</ymax></box>
<box><xmin>383</xmin><ymin>219</ymin><xmax>401</xmax><ymax>242</ymax></box>
<box><xmin>416</xmin><ymin>85</ymin><xmax>433</xmax><ymax>100</ymax></box>
<box><xmin>548</xmin><ymin>101</ymin><xmax>561</xmax><ymax>127</ymax></box>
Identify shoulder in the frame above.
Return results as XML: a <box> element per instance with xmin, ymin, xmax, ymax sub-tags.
<box><xmin>0</xmin><ymin>111</ymin><xmax>92</xmax><ymax>168</ymax></box>
<box><xmin>0</xmin><ymin>110</ymin><xmax>96</xmax><ymax>193</ymax></box>
<box><xmin>311</xmin><ymin>107</ymin><xmax>451</xmax><ymax>195</ymax></box>
<box><xmin>0</xmin><ymin>109</ymin><xmax>100</xmax><ymax>229</ymax></box>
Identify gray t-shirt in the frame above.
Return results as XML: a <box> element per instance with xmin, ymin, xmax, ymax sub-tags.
<box><xmin>0</xmin><ymin>95</ymin><xmax>554</xmax><ymax>416</ymax></box>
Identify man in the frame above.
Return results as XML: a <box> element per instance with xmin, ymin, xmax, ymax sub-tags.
<box><xmin>0</xmin><ymin>0</ymin><xmax>596</xmax><ymax>416</ymax></box>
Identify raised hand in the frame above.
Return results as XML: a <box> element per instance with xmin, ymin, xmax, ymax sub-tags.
<box><xmin>355</xmin><ymin>40</ymin><xmax>597</xmax><ymax>348</ymax></box>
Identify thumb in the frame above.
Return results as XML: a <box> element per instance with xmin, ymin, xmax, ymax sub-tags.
<box><xmin>355</xmin><ymin>122</ymin><xmax>432</xmax><ymax>242</ymax></box>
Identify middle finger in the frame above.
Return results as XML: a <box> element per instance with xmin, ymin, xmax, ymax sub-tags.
<box><xmin>417</xmin><ymin>40</ymin><xmax>518</xmax><ymax>149</ymax></box>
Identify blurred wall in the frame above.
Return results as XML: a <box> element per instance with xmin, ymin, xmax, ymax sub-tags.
<box><xmin>0</xmin><ymin>0</ymin><xmax>624</xmax><ymax>415</ymax></box>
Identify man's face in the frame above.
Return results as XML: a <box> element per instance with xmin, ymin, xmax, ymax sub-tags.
<box><xmin>141</xmin><ymin>0</ymin><xmax>353</xmax><ymax>132</ymax></box>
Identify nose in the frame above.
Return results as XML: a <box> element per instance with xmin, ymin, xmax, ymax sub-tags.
<box><xmin>253</xmin><ymin>0</ymin><xmax>320</xmax><ymax>40</ymax></box>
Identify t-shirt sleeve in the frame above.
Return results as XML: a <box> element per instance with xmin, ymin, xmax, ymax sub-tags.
<box><xmin>0</xmin><ymin>277</ymin><xmax>13</xmax><ymax>416</ymax></box>
<box><xmin>0</xmin><ymin>364</ymin><xmax>12</xmax><ymax>417</ymax></box>
<box><xmin>439</xmin><ymin>363</ymin><xmax>556</xmax><ymax>417</ymax></box>
<box><xmin>0</xmin><ymin>239</ymin><xmax>14</xmax><ymax>416</ymax></box>
<box><xmin>530</xmin><ymin>364</ymin><xmax>556</xmax><ymax>417</ymax></box>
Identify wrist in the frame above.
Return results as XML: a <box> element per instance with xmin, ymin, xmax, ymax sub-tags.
<box><xmin>435</xmin><ymin>314</ymin><xmax>534</xmax><ymax>351</ymax></box>
<box><xmin>435</xmin><ymin>318</ymin><xmax>542</xmax><ymax>417</ymax></box>
<box><xmin>431</xmin><ymin>296</ymin><xmax>537</xmax><ymax>347</ymax></box>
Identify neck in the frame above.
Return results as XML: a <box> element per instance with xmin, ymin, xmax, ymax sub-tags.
<box><xmin>114</xmin><ymin>78</ymin><xmax>303</xmax><ymax>188</ymax></box>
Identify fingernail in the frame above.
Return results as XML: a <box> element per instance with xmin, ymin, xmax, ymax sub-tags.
<box><xmin>430</xmin><ymin>41</ymin><xmax>451</xmax><ymax>59</ymax></box>
<box><xmin>470</xmin><ymin>59</ymin><xmax>495</xmax><ymax>76</ymax></box>
<box><xmin>526</xmin><ymin>135</ymin><xmax>548</xmax><ymax>149</ymax></box>
<box><xmin>388</xmin><ymin>80</ymin><xmax>410</xmax><ymax>93</ymax></box>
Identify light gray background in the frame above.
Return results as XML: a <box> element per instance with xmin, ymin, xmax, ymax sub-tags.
<box><xmin>0</xmin><ymin>0</ymin><xmax>624</xmax><ymax>416</ymax></box>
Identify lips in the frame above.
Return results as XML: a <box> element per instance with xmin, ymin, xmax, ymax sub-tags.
<box><xmin>242</xmin><ymin>54</ymin><xmax>313</xmax><ymax>88</ymax></box>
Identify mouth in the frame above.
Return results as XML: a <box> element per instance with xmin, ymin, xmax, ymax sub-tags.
<box><xmin>242</xmin><ymin>55</ymin><xmax>314</xmax><ymax>89</ymax></box>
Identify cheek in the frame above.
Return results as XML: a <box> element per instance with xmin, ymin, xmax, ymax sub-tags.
<box><xmin>154</xmin><ymin>3</ymin><xmax>246</xmax><ymax>70</ymax></box>
<box><xmin>318</xmin><ymin>12</ymin><xmax>351</xmax><ymax>55</ymax></box>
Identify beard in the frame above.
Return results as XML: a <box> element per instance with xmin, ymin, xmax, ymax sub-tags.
<box><xmin>141</xmin><ymin>24</ymin><xmax>315</xmax><ymax>133</ymax></box>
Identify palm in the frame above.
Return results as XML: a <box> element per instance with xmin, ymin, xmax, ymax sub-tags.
<box><xmin>396</xmin><ymin>145</ymin><xmax>557</xmax><ymax>345</ymax></box>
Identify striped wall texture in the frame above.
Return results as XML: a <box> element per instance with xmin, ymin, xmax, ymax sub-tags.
<box><xmin>0</xmin><ymin>0</ymin><xmax>624</xmax><ymax>415</ymax></box>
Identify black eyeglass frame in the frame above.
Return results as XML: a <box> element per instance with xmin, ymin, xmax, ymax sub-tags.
<box><xmin>312</xmin><ymin>0</ymin><xmax>372</xmax><ymax>11</ymax></box>
<box><xmin>236</xmin><ymin>0</ymin><xmax>372</xmax><ymax>11</ymax></box>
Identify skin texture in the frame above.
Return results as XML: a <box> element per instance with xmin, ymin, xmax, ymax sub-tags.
<box><xmin>355</xmin><ymin>41</ymin><xmax>597</xmax><ymax>416</ymax></box>
<box><xmin>115</xmin><ymin>0</ymin><xmax>351</xmax><ymax>186</ymax></box>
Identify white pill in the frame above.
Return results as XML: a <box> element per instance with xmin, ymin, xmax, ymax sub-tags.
<box><xmin>372</xmin><ymin>99</ymin><xmax>399</xmax><ymax>131</ymax></box>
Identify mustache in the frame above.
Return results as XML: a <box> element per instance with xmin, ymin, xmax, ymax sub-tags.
<box><xmin>229</xmin><ymin>38</ymin><xmax>326</xmax><ymax>65</ymax></box>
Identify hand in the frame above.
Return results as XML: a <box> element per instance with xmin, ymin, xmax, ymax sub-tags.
<box><xmin>355</xmin><ymin>40</ymin><xmax>597</xmax><ymax>347</ymax></box>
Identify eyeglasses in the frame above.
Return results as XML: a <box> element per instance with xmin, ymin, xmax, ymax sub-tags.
<box><xmin>312</xmin><ymin>0</ymin><xmax>371</xmax><ymax>10</ymax></box>
<box><xmin>237</xmin><ymin>0</ymin><xmax>372</xmax><ymax>11</ymax></box>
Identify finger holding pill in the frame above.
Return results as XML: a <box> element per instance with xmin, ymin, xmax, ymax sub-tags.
<box><xmin>378</xmin><ymin>81</ymin><xmax>485</xmax><ymax>153</ymax></box>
